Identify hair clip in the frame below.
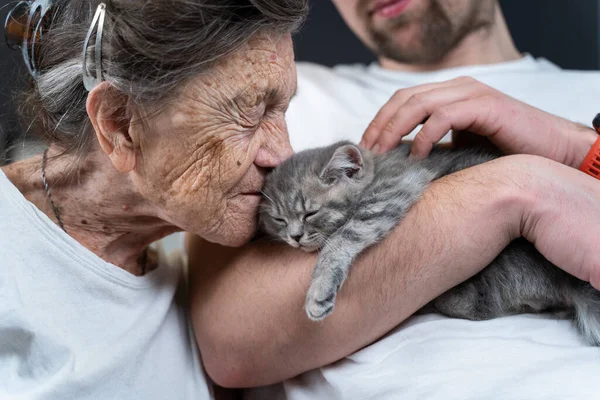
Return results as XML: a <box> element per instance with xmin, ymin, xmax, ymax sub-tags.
<box><xmin>4</xmin><ymin>0</ymin><xmax>54</xmax><ymax>78</ymax></box>
<box><xmin>82</xmin><ymin>3</ymin><xmax>106</xmax><ymax>91</ymax></box>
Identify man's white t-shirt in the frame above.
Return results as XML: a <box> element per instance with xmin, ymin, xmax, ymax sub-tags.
<box><xmin>0</xmin><ymin>170</ymin><xmax>212</xmax><ymax>399</ymax></box>
<box><xmin>248</xmin><ymin>56</ymin><xmax>600</xmax><ymax>399</ymax></box>
<box><xmin>287</xmin><ymin>54</ymin><xmax>599</xmax><ymax>149</ymax></box>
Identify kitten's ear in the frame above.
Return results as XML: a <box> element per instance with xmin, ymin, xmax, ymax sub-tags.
<box><xmin>321</xmin><ymin>145</ymin><xmax>364</xmax><ymax>184</ymax></box>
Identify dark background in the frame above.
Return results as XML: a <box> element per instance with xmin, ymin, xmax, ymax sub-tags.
<box><xmin>294</xmin><ymin>1</ymin><xmax>600</xmax><ymax>68</ymax></box>
<box><xmin>1</xmin><ymin>0</ymin><xmax>600</xmax><ymax>163</ymax></box>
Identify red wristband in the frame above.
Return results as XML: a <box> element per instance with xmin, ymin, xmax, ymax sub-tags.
<box><xmin>579</xmin><ymin>117</ymin><xmax>600</xmax><ymax>179</ymax></box>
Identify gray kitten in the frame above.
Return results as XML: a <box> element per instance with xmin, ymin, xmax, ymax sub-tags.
<box><xmin>259</xmin><ymin>141</ymin><xmax>600</xmax><ymax>346</ymax></box>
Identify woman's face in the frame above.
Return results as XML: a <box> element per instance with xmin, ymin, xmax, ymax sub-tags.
<box><xmin>133</xmin><ymin>33</ymin><xmax>297</xmax><ymax>246</ymax></box>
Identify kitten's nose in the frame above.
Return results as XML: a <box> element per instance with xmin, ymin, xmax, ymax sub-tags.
<box><xmin>291</xmin><ymin>234</ymin><xmax>302</xmax><ymax>243</ymax></box>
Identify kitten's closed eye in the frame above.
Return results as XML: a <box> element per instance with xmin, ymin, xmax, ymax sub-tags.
<box><xmin>273</xmin><ymin>217</ymin><xmax>287</xmax><ymax>226</ymax></box>
<box><xmin>304</xmin><ymin>210</ymin><xmax>319</xmax><ymax>222</ymax></box>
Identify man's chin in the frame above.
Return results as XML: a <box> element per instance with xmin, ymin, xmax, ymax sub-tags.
<box><xmin>370</xmin><ymin>25</ymin><xmax>429</xmax><ymax>61</ymax></box>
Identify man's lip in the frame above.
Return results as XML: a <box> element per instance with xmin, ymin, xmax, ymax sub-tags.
<box><xmin>369</xmin><ymin>0</ymin><xmax>411</xmax><ymax>17</ymax></box>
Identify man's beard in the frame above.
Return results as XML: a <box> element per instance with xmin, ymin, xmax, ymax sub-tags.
<box><xmin>367</xmin><ymin>0</ymin><xmax>491</xmax><ymax>65</ymax></box>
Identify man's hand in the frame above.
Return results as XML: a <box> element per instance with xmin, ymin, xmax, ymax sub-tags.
<box><xmin>361</xmin><ymin>77</ymin><xmax>598</xmax><ymax>168</ymax></box>
<box><xmin>516</xmin><ymin>156</ymin><xmax>600</xmax><ymax>289</ymax></box>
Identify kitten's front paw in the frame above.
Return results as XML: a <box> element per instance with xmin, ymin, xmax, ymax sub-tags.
<box><xmin>305</xmin><ymin>276</ymin><xmax>339</xmax><ymax>321</ymax></box>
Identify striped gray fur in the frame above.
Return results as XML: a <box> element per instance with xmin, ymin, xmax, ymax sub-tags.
<box><xmin>259</xmin><ymin>141</ymin><xmax>600</xmax><ymax>345</ymax></box>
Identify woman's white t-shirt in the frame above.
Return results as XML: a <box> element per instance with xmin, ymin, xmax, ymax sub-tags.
<box><xmin>0</xmin><ymin>170</ymin><xmax>212</xmax><ymax>399</ymax></box>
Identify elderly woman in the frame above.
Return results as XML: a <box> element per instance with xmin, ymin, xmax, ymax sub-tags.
<box><xmin>1</xmin><ymin>0</ymin><xmax>305</xmax><ymax>398</ymax></box>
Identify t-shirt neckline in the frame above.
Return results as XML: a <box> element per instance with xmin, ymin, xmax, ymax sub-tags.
<box><xmin>363</xmin><ymin>54</ymin><xmax>560</xmax><ymax>84</ymax></box>
<box><xmin>0</xmin><ymin>168</ymin><xmax>166</xmax><ymax>289</ymax></box>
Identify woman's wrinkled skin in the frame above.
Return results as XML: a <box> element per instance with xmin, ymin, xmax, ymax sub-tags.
<box><xmin>136</xmin><ymin>33</ymin><xmax>297</xmax><ymax>246</ymax></box>
<box><xmin>3</xmin><ymin>32</ymin><xmax>297</xmax><ymax>274</ymax></box>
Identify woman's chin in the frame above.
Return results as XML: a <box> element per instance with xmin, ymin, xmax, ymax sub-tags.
<box><xmin>218</xmin><ymin>220</ymin><xmax>258</xmax><ymax>247</ymax></box>
<box><xmin>188</xmin><ymin>215</ymin><xmax>258</xmax><ymax>248</ymax></box>
<box><xmin>182</xmin><ymin>194</ymin><xmax>263</xmax><ymax>247</ymax></box>
<box><xmin>203</xmin><ymin>228</ymin><xmax>256</xmax><ymax>247</ymax></box>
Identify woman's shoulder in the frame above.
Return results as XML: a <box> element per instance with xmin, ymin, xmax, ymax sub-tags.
<box><xmin>0</xmin><ymin>167</ymin><xmax>33</xmax><ymax>231</ymax></box>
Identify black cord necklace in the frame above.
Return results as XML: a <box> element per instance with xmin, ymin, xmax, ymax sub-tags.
<box><xmin>41</xmin><ymin>149</ymin><xmax>149</xmax><ymax>276</ymax></box>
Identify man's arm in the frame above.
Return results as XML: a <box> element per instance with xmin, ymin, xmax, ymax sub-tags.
<box><xmin>188</xmin><ymin>156</ymin><xmax>533</xmax><ymax>388</ymax></box>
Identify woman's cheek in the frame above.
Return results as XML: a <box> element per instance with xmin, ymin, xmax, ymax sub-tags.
<box><xmin>256</xmin><ymin>116</ymin><xmax>294</xmax><ymax>163</ymax></box>
<box><xmin>215</xmin><ymin>129</ymin><xmax>261</xmax><ymax>187</ymax></box>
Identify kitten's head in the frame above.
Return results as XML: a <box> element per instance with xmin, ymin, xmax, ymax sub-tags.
<box><xmin>260</xmin><ymin>141</ymin><xmax>374</xmax><ymax>252</ymax></box>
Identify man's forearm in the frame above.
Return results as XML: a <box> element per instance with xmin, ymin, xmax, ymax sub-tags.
<box><xmin>189</xmin><ymin>158</ymin><xmax>529</xmax><ymax>388</ymax></box>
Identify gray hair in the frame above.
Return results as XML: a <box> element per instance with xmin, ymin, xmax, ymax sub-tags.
<box><xmin>19</xmin><ymin>0</ymin><xmax>308</xmax><ymax>155</ymax></box>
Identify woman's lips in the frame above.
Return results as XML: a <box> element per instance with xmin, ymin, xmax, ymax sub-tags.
<box><xmin>371</xmin><ymin>0</ymin><xmax>412</xmax><ymax>19</ymax></box>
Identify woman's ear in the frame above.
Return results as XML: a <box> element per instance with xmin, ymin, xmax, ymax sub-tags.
<box><xmin>86</xmin><ymin>82</ymin><xmax>136</xmax><ymax>173</ymax></box>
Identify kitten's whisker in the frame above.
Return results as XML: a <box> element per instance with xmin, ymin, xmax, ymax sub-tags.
<box><xmin>321</xmin><ymin>234</ymin><xmax>344</xmax><ymax>255</ymax></box>
<box><xmin>260</xmin><ymin>190</ymin><xmax>275</xmax><ymax>205</ymax></box>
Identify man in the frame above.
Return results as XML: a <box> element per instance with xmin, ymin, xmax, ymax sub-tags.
<box><xmin>189</xmin><ymin>1</ymin><xmax>600</xmax><ymax>398</ymax></box>
<box><xmin>286</xmin><ymin>0</ymin><xmax>598</xmax><ymax>150</ymax></box>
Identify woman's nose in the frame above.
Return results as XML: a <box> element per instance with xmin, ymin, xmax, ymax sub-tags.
<box><xmin>254</xmin><ymin>129</ymin><xmax>294</xmax><ymax>169</ymax></box>
<box><xmin>254</xmin><ymin>143</ymin><xmax>293</xmax><ymax>168</ymax></box>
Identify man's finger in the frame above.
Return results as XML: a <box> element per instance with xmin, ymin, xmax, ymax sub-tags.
<box><xmin>361</xmin><ymin>77</ymin><xmax>473</xmax><ymax>149</ymax></box>
<box><xmin>410</xmin><ymin>97</ymin><xmax>498</xmax><ymax>158</ymax></box>
<box><xmin>375</xmin><ymin>82</ymin><xmax>485</xmax><ymax>152</ymax></box>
